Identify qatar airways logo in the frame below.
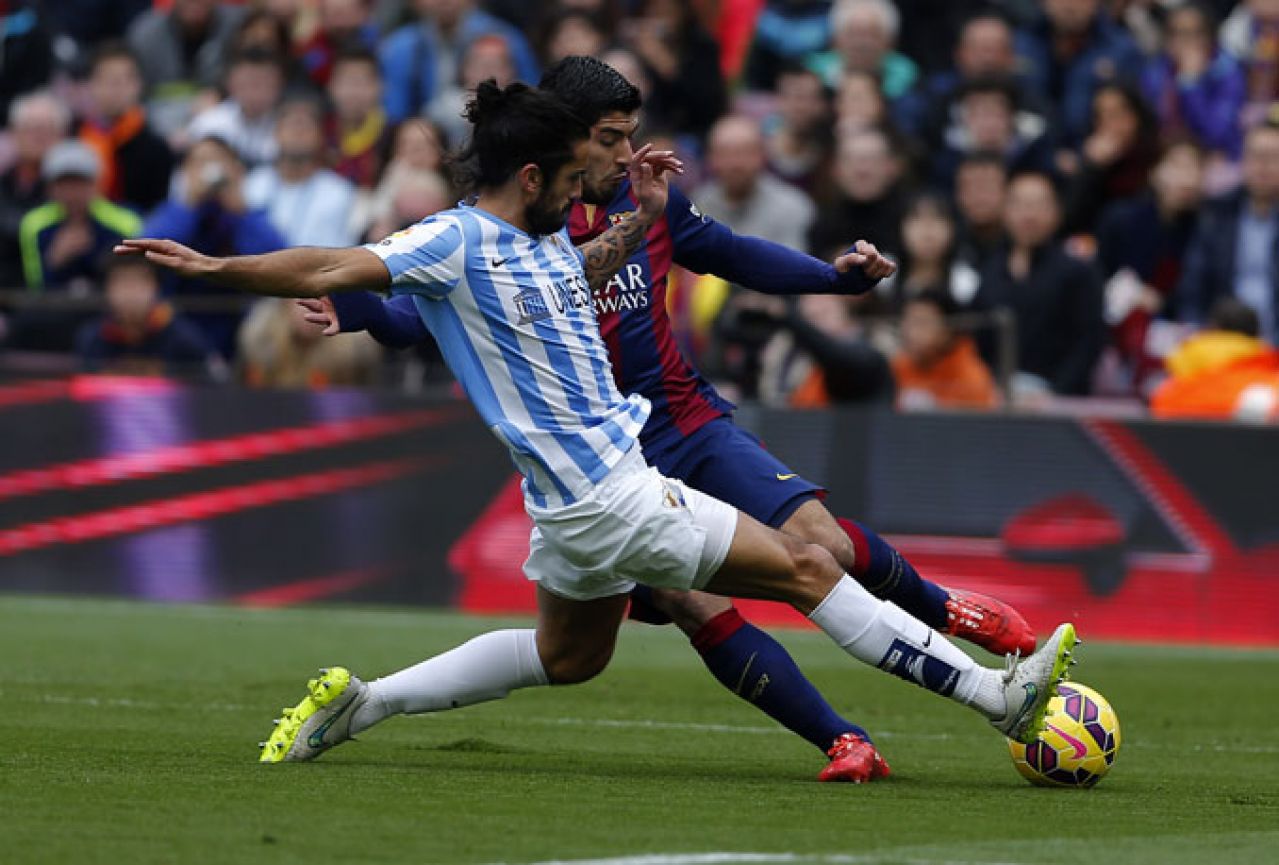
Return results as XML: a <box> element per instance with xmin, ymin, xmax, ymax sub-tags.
<box><xmin>593</xmin><ymin>263</ymin><xmax>651</xmax><ymax>315</ymax></box>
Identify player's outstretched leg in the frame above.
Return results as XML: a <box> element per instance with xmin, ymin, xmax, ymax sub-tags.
<box><xmin>632</xmin><ymin>585</ymin><xmax>883</xmax><ymax>782</ymax></box>
<box><xmin>258</xmin><ymin>591</ymin><xmax>629</xmax><ymax>763</ymax></box>
<box><xmin>701</xmin><ymin>511</ymin><xmax>1077</xmax><ymax>746</ymax></box>
<box><xmin>783</xmin><ymin>502</ymin><xmax>1035</xmax><ymax>656</ymax></box>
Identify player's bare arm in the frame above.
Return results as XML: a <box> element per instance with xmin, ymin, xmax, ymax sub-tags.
<box><xmin>113</xmin><ymin>241</ymin><xmax>390</xmax><ymax>299</ymax></box>
<box><xmin>581</xmin><ymin>212</ymin><xmax>654</xmax><ymax>292</ymax></box>
<box><xmin>579</xmin><ymin>143</ymin><xmax>682</xmax><ymax>291</ymax></box>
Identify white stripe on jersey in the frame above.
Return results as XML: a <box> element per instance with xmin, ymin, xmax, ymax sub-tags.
<box><xmin>366</xmin><ymin>206</ymin><xmax>650</xmax><ymax>508</ymax></box>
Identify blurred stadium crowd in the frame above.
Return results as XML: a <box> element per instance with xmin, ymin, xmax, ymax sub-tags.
<box><xmin>2</xmin><ymin>0</ymin><xmax>1279</xmax><ymax>421</ymax></box>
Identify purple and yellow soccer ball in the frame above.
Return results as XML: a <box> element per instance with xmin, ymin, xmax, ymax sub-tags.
<box><xmin>1008</xmin><ymin>682</ymin><xmax>1121</xmax><ymax>788</ymax></box>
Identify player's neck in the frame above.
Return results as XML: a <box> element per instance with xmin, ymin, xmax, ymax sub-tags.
<box><xmin>474</xmin><ymin>188</ymin><xmax>532</xmax><ymax>234</ymax></box>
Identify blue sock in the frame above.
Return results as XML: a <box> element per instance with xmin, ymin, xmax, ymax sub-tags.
<box><xmin>692</xmin><ymin>608</ymin><xmax>869</xmax><ymax>752</ymax></box>
<box><xmin>838</xmin><ymin>517</ymin><xmax>950</xmax><ymax>631</ymax></box>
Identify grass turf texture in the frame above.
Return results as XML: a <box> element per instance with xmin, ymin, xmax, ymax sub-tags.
<box><xmin>3</xmin><ymin>597</ymin><xmax>1277</xmax><ymax>865</ymax></box>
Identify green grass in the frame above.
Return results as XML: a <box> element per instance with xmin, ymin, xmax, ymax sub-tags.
<box><xmin>3</xmin><ymin>596</ymin><xmax>1278</xmax><ymax>865</ymax></box>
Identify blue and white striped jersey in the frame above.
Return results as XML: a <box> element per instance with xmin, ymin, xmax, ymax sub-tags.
<box><xmin>365</xmin><ymin>205</ymin><xmax>650</xmax><ymax>508</ymax></box>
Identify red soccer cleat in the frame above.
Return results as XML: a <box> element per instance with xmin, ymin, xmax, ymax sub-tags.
<box><xmin>817</xmin><ymin>733</ymin><xmax>892</xmax><ymax>783</ymax></box>
<box><xmin>943</xmin><ymin>588</ymin><xmax>1036</xmax><ymax>656</ymax></box>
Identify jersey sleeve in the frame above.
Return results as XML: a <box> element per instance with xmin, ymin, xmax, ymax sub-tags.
<box><xmin>667</xmin><ymin>186</ymin><xmax>877</xmax><ymax>296</ymax></box>
<box><xmin>331</xmin><ymin>291</ymin><xmax>430</xmax><ymax>349</ymax></box>
<box><xmin>363</xmin><ymin>217</ymin><xmax>465</xmax><ymax>299</ymax></box>
<box><xmin>664</xmin><ymin>184</ymin><xmax>723</xmax><ymax>258</ymax></box>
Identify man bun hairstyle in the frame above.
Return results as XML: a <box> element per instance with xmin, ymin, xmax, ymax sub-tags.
<box><xmin>539</xmin><ymin>55</ymin><xmax>642</xmax><ymax>127</ymax></box>
<box><xmin>452</xmin><ymin>80</ymin><xmax>590</xmax><ymax>193</ymax></box>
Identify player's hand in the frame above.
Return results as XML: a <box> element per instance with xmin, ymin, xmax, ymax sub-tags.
<box><xmin>630</xmin><ymin>142</ymin><xmax>683</xmax><ymax>225</ymax></box>
<box><xmin>114</xmin><ymin>238</ymin><xmax>218</xmax><ymax>279</ymax></box>
<box><xmin>834</xmin><ymin>240</ymin><xmax>896</xmax><ymax>280</ymax></box>
<box><xmin>297</xmin><ymin>296</ymin><xmax>341</xmax><ymax>336</ymax></box>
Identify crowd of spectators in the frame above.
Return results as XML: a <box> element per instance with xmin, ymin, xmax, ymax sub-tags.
<box><xmin>0</xmin><ymin>0</ymin><xmax>1276</xmax><ymax>420</ymax></box>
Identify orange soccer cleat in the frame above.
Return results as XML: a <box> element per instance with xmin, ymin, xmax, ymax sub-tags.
<box><xmin>818</xmin><ymin>733</ymin><xmax>892</xmax><ymax>783</ymax></box>
<box><xmin>943</xmin><ymin>588</ymin><xmax>1037</xmax><ymax>657</ymax></box>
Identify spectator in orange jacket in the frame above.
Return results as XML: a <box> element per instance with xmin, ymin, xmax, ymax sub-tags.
<box><xmin>1151</xmin><ymin>297</ymin><xmax>1279</xmax><ymax>422</ymax></box>
<box><xmin>892</xmin><ymin>288</ymin><xmax>1000</xmax><ymax>410</ymax></box>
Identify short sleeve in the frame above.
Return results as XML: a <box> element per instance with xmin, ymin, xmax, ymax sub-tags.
<box><xmin>363</xmin><ymin>217</ymin><xmax>466</xmax><ymax>299</ymax></box>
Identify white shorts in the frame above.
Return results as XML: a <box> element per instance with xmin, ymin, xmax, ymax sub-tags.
<box><xmin>523</xmin><ymin>448</ymin><xmax>739</xmax><ymax>601</ymax></box>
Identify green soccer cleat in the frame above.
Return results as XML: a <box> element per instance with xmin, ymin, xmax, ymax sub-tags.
<box><xmin>991</xmin><ymin>623</ymin><xmax>1079</xmax><ymax>745</ymax></box>
<box><xmin>258</xmin><ymin>666</ymin><xmax>368</xmax><ymax>763</ymax></box>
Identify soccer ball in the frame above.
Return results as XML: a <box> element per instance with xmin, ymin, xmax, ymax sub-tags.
<box><xmin>1007</xmin><ymin>682</ymin><xmax>1120</xmax><ymax>788</ymax></box>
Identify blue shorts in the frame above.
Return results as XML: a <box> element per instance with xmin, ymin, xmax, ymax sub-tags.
<box><xmin>648</xmin><ymin>417</ymin><xmax>824</xmax><ymax>528</ymax></box>
<box><xmin>629</xmin><ymin>418</ymin><xmax>824</xmax><ymax>624</ymax></box>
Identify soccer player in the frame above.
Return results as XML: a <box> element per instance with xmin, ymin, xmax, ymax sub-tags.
<box><xmin>118</xmin><ymin>81</ymin><xmax>1077</xmax><ymax>784</ymax></box>
<box><xmin>302</xmin><ymin>57</ymin><xmax>1037</xmax><ymax>779</ymax></box>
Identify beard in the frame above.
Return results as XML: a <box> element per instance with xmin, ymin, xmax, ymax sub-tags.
<box><xmin>581</xmin><ymin>172</ymin><xmax>624</xmax><ymax>205</ymax></box>
<box><xmin>525</xmin><ymin>190</ymin><xmax>573</xmax><ymax>236</ymax></box>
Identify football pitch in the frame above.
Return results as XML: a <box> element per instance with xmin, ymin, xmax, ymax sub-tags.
<box><xmin>3</xmin><ymin>596</ymin><xmax>1277</xmax><ymax>865</ymax></box>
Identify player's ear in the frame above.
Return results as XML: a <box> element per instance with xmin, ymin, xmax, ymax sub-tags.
<box><xmin>519</xmin><ymin>164</ymin><xmax>542</xmax><ymax>195</ymax></box>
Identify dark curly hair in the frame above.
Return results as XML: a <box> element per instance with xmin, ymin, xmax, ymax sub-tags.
<box><xmin>450</xmin><ymin>80</ymin><xmax>590</xmax><ymax>194</ymax></box>
<box><xmin>539</xmin><ymin>55</ymin><xmax>642</xmax><ymax>127</ymax></box>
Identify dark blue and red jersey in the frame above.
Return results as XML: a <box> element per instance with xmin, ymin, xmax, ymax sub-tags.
<box><xmin>336</xmin><ymin>183</ymin><xmax>877</xmax><ymax>459</ymax></box>
<box><xmin>567</xmin><ymin>183</ymin><xmax>735</xmax><ymax>456</ymax></box>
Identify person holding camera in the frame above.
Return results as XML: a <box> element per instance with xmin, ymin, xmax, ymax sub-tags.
<box><xmin>141</xmin><ymin>135</ymin><xmax>286</xmax><ymax>358</ymax></box>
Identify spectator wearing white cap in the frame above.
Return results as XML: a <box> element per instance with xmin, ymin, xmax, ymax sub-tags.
<box><xmin>18</xmin><ymin>141</ymin><xmax>141</xmax><ymax>292</ymax></box>
<box><xmin>8</xmin><ymin>141</ymin><xmax>141</xmax><ymax>351</ymax></box>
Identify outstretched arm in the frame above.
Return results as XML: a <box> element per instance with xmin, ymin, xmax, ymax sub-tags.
<box><xmin>114</xmin><ymin>240</ymin><xmax>390</xmax><ymax>298</ymax></box>
<box><xmin>669</xmin><ymin>188</ymin><xmax>894</xmax><ymax>295</ymax></box>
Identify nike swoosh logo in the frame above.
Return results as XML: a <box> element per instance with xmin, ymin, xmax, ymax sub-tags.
<box><xmin>1047</xmin><ymin>721</ymin><xmax>1088</xmax><ymax>759</ymax></box>
<box><xmin>1013</xmin><ymin>683</ymin><xmax>1038</xmax><ymax>727</ymax></box>
<box><xmin>307</xmin><ymin>696</ymin><xmax>356</xmax><ymax>748</ymax></box>
<box><xmin>776</xmin><ymin>473</ymin><xmax>798</xmax><ymax>481</ymax></box>
<box><xmin>491</xmin><ymin>257</ymin><xmax>509</xmax><ymax>268</ymax></box>
<box><xmin>733</xmin><ymin>652</ymin><xmax>758</xmax><ymax>696</ymax></box>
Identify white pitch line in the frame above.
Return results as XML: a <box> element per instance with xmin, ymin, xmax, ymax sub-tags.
<box><xmin>13</xmin><ymin>692</ymin><xmax>251</xmax><ymax>712</ymax></box>
<box><xmin>10</xmin><ymin>693</ymin><xmax>1279</xmax><ymax>755</ymax></box>
<box><xmin>479</xmin><ymin>853</ymin><xmax>1030</xmax><ymax>865</ymax></box>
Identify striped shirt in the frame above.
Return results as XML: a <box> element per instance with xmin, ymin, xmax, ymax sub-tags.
<box><xmin>366</xmin><ymin>205</ymin><xmax>650</xmax><ymax>508</ymax></box>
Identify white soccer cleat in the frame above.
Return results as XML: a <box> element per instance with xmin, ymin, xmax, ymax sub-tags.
<box><xmin>991</xmin><ymin>623</ymin><xmax>1078</xmax><ymax>744</ymax></box>
<box><xmin>258</xmin><ymin>667</ymin><xmax>369</xmax><ymax>763</ymax></box>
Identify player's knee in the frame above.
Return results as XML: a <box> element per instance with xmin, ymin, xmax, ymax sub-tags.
<box><xmin>542</xmin><ymin>643</ymin><xmax>614</xmax><ymax>685</ymax></box>
<box><xmin>783</xmin><ymin>509</ymin><xmax>857</xmax><ymax>573</ymax></box>
<box><xmin>782</xmin><ymin>536</ymin><xmax>843</xmax><ymax>604</ymax></box>
<box><xmin>811</xmin><ymin>525</ymin><xmax>857</xmax><ymax>574</ymax></box>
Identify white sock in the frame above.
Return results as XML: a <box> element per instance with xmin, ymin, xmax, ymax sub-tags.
<box><xmin>350</xmin><ymin>628</ymin><xmax>548</xmax><ymax>735</ymax></box>
<box><xmin>808</xmin><ymin>575</ymin><xmax>1006</xmax><ymax>719</ymax></box>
